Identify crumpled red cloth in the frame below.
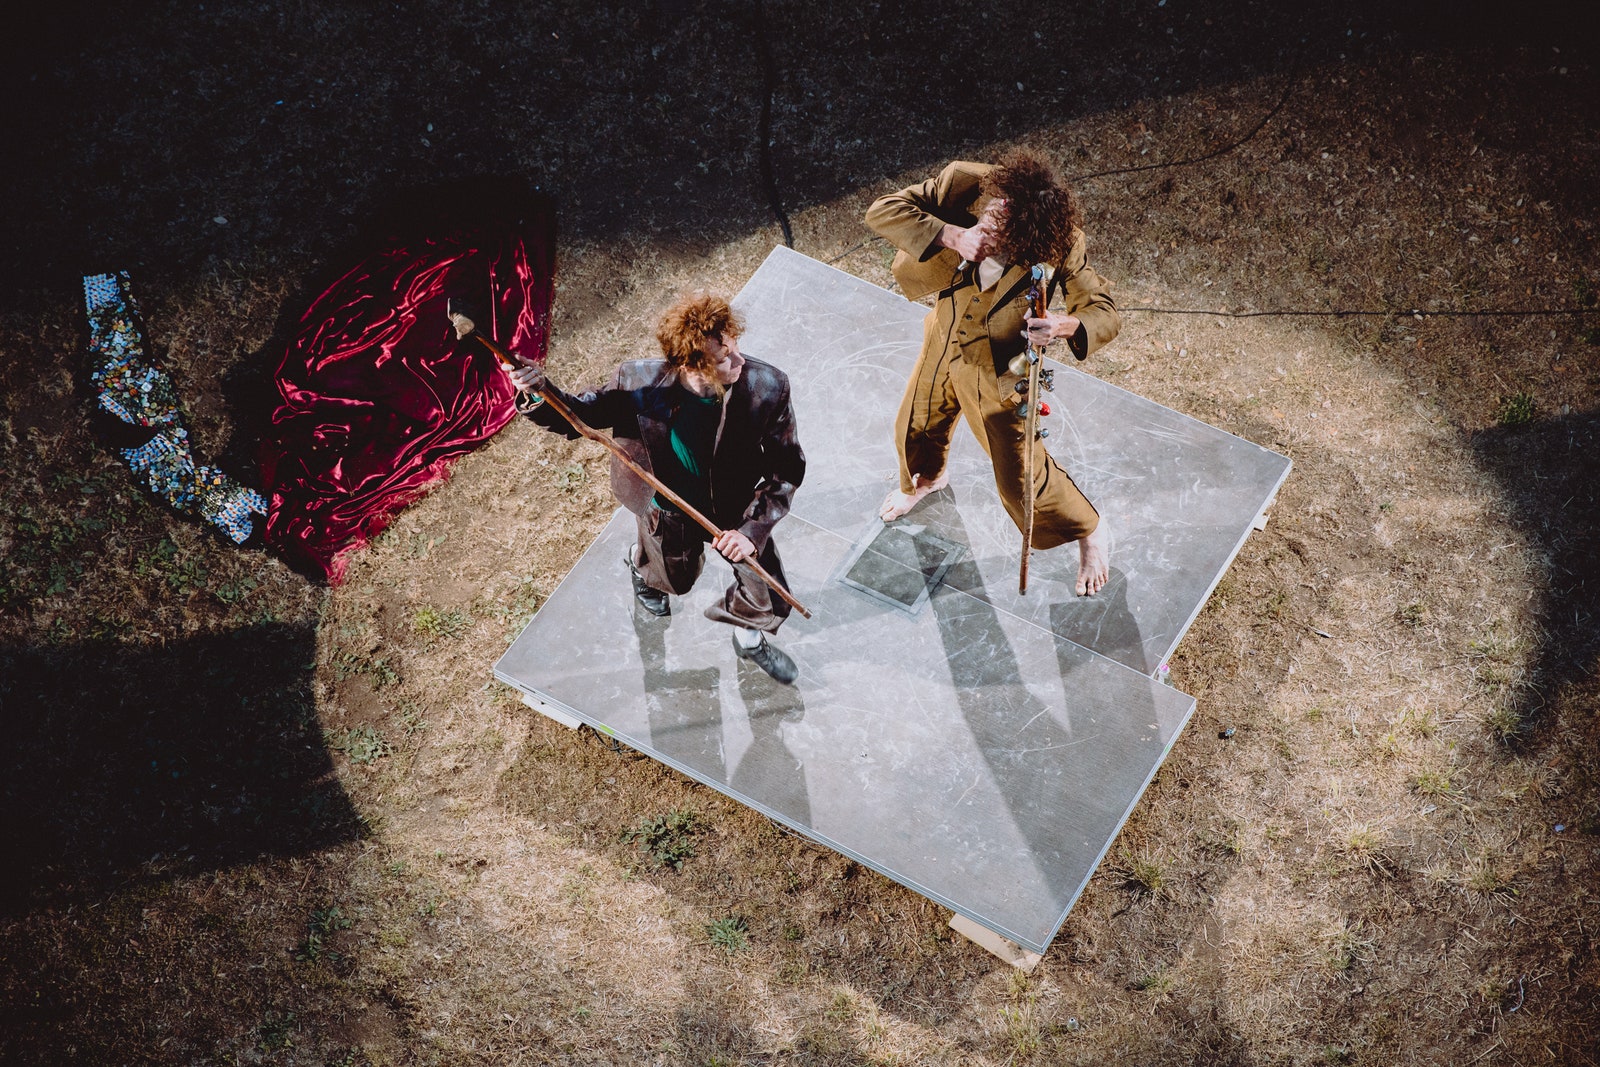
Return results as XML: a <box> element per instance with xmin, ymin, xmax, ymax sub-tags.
<box><xmin>261</xmin><ymin>209</ymin><xmax>553</xmax><ymax>582</ymax></box>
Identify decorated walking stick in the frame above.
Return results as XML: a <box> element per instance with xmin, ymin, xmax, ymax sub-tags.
<box><xmin>1008</xmin><ymin>263</ymin><xmax>1055</xmax><ymax>595</ymax></box>
<box><xmin>452</xmin><ymin>310</ymin><xmax>812</xmax><ymax>620</ymax></box>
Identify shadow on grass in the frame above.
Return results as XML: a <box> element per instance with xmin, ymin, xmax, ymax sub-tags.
<box><xmin>1471</xmin><ymin>408</ymin><xmax>1600</xmax><ymax>734</ymax></box>
<box><xmin>0</xmin><ymin>622</ymin><xmax>362</xmax><ymax>916</ymax></box>
<box><xmin>1</xmin><ymin>0</ymin><xmax>1592</xmax><ymax>305</ymax></box>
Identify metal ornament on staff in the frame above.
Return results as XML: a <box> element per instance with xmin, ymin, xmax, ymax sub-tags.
<box><xmin>454</xmin><ymin>313</ymin><xmax>813</xmax><ymax>620</ymax></box>
<box><xmin>1008</xmin><ymin>262</ymin><xmax>1056</xmax><ymax>595</ymax></box>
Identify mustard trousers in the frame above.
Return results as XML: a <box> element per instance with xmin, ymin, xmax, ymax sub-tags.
<box><xmin>893</xmin><ymin>314</ymin><xmax>1099</xmax><ymax>550</ymax></box>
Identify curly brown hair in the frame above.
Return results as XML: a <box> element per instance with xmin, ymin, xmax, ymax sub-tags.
<box><xmin>655</xmin><ymin>290</ymin><xmax>743</xmax><ymax>371</ymax></box>
<box><xmin>981</xmin><ymin>148</ymin><xmax>1081</xmax><ymax>268</ymax></box>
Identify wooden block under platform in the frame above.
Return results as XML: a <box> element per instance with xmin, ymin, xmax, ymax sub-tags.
<box><xmin>519</xmin><ymin>689</ymin><xmax>581</xmax><ymax>730</ymax></box>
<box><xmin>950</xmin><ymin>913</ymin><xmax>1044</xmax><ymax>972</ymax></box>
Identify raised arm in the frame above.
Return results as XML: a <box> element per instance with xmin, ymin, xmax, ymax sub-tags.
<box><xmin>865</xmin><ymin>161</ymin><xmax>993</xmax><ymax>260</ymax></box>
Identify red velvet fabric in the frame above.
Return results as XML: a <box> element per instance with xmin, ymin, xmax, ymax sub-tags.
<box><xmin>261</xmin><ymin>210</ymin><xmax>553</xmax><ymax>582</ymax></box>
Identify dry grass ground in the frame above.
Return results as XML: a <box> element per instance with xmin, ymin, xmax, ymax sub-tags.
<box><xmin>2</xmin><ymin>2</ymin><xmax>1597</xmax><ymax>1064</ymax></box>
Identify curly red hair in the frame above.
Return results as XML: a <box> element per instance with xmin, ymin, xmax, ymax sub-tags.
<box><xmin>655</xmin><ymin>291</ymin><xmax>743</xmax><ymax>371</ymax></box>
<box><xmin>982</xmin><ymin>148</ymin><xmax>1081</xmax><ymax>268</ymax></box>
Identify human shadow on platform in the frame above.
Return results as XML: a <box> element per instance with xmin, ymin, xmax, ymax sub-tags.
<box><xmin>633</xmin><ymin>610</ymin><xmax>725</xmax><ymax>780</ymax></box>
<box><xmin>631</xmin><ymin>608</ymin><xmax>813</xmax><ymax>825</ymax></box>
<box><xmin>925</xmin><ymin>505</ymin><xmax>1163</xmax><ymax>941</ymax></box>
<box><xmin>0</xmin><ymin>623</ymin><xmax>361</xmax><ymax>917</ymax></box>
<box><xmin>1045</xmin><ymin>567</ymin><xmax>1155</xmax><ymax>674</ymax></box>
<box><xmin>731</xmin><ymin>659</ymin><xmax>812</xmax><ymax>827</ymax></box>
<box><xmin>1471</xmin><ymin>409</ymin><xmax>1600</xmax><ymax>730</ymax></box>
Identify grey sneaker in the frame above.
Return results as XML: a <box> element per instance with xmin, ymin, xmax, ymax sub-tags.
<box><xmin>625</xmin><ymin>553</ymin><xmax>670</xmax><ymax>616</ymax></box>
<box><xmin>732</xmin><ymin>632</ymin><xmax>798</xmax><ymax>685</ymax></box>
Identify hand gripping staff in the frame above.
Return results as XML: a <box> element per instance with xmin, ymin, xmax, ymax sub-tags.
<box><xmin>1007</xmin><ymin>263</ymin><xmax>1056</xmax><ymax>595</ymax></box>
<box><xmin>454</xmin><ymin>313</ymin><xmax>812</xmax><ymax>620</ymax></box>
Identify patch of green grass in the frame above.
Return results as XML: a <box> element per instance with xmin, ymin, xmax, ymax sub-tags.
<box><xmin>1131</xmin><ymin>966</ymin><xmax>1175</xmax><ymax>997</ymax></box>
<box><xmin>1</xmin><ymin>494</ymin><xmax>122</xmax><ymax>604</ymax></box>
<box><xmin>1573</xmin><ymin>276</ymin><xmax>1597</xmax><ymax>309</ymax></box>
<box><xmin>1484</xmin><ymin>705</ymin><xmax>1524</xmax><ymax>745</ymax></box>
<box><xmin>1338</xmin><ymin>823</ymin><xmax>1390</xmax><ymax>874</ymax></box>
<box><xmin>257</xmin><ymin>1011</ymin><xmax>296</xmax><ymax>1051</ymax></box>
<box><xmin>622</xmin><ymin>808</ymin><xmax>703</xmax><ymax>870</ymax></box>
<box><xmin>484</xmin><ymin>575</ymin><xmax>544</xmax><ymax>640</ymax></box>
<box><xmin>405</xmin><ymin>532</ymin><xmax>449</xmax><ymax>559</ymax></box>
<box><xmin>332</xmin><ymin>649</ymin><xmax>400</xmax><ymax>687</ymax></box>
<box><xmin>296</xmin><ymin>905</ymin><xmax>353</xmax><ymax>962</ymax></box>
<box><xmin>213</xmin><ymin>575</ymin><xmax>258</xmax><ymax>605</ymax></box>
<box><xmin>399</xmin><ymin>702</ymin><xmax>430</xmax><ymax>737</ymax></box>
<box><xmin>706</xmin><ymin>915</ymin><xmax>749</xmax><ymax>954</ymax></box>
<box><xmin>1001</xmin><ymin>1003</ymin><xmax>1040</xmax><ymax>1056</ymax></box>
<box><xmin>412</xmin><ymin>605</ymin><xmax>468</xmax><ymax>641</ymax></box>
<box><xmin>1322</xmin><ymin>919</ymin><xmax>1374</xmax><ymax>972</ymax></box>
<box><xmin>136</xmin><ymin>535</ymin><xmax>209</xmax><ymax>596</ymax></box>
<box><xmin>1414</xmin><ymin>769</ymin><xmax>1454</xmax><ymax>797</ymax></box>
<box><xmin>1400</xmin><ymin>706</ymin><xmax>1437</xmax><ymax>738</ymax></box>
<box><xmin>1201</xmin><ymin>823</ymin><xmax>1246</xmax><ymax>858</ymax></box>
<box><xmin>1495</xmin><ymin>391</ymin><xmax>1536</xmax><ymax>427</ymax></box>
<box><xmin>1119</xmin><ymin>848</ymin><xmax>1165</xmax><ymax>895</ymax></box>
<box><xmin>1464</xmin><ymin>855</ymin><xmax>1513</xmax><ymax>897</ymax></box>
<box><xmin>325</xmin><ymin>724</ymin><xmax>392</xmax><ymax>765</ymax></box>
<box><xmin>1396</xmin><ymin>602</ymin><xmax>1426</xmax><ymax>628</ymax></box>
<box><xmin>553</xmin><ymin>463</ymin><xmax>587</xmax><ymax>493</ymax></box>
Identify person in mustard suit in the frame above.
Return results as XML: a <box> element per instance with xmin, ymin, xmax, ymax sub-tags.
<box><xmin>865</xmin><ymin>149</ymin><xmax>1120</xmax><ymax>595</ymax></box>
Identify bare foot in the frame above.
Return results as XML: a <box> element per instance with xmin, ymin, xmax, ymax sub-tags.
<box><xmin>1075</xmin><ymin>520</ymin><xmax>1110</xmax><ymax>596</ymax></box>
<box><xmin>879</xmin><ymin>471</ymin><xmax>949</xmax><ymax>521</ymax></box>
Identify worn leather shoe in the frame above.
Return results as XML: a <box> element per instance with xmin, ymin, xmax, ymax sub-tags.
<box><xmin>625</xmin><ymin>553</ymin><xmax>670</xmax><ymax>616</ymax></box>
<box><xmin>732</xmin><ymin>632</ymin><xmax>798</xmax><ymax>685</ymax></box>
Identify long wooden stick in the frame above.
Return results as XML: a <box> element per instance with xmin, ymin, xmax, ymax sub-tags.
<box><xmin>1019</xmin><ymin>350</ymin><xmax>1041</xmax><ymax>595</ymax></box>
<box><xmin>1018</xmin><ymin>264</ymin><xmax>1054</xmax><ymax>596</ymax></box>
<box><xmin>466</xmin><ymin>327</ymin><xmax>812</xmax><ymax>619</ymax></box>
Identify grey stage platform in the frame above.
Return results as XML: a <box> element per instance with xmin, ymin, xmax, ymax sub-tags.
<box><xmin>495</xmin><ymin>247</ymin><xmax>1290</xmax><ymax>958</ymax></box>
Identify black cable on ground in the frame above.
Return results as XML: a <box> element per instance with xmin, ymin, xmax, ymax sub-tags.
<box><xmin>1123</xmin><ymin>306</ymin><xmax>1600</xmax><ymax>319</ymax></box>
<box><xmin>754</xmin><ymin>0</ymin><xmax>793</xmax><ymax>248</ymax></box>
<box><xmin>803</xmin><ymin>61</ymin><xmax>1594</xmax><ymax>323</ymax></box>
<box><xmin>1066</xmin><ymin>71</ymin><xmax>1299</xmax><ymax>184</ymax></box>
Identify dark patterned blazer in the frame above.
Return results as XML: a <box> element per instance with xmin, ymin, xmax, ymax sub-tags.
<box><xmin>518</xmin><ymin>357</ymin><xmax>804</xmax><ymax>550</ymax></box>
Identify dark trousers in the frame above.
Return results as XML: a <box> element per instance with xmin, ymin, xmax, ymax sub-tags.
<box><xmin>634</xmin><ymin>504</ymin><xmax>791</xmax><ymax>634</ymax></box>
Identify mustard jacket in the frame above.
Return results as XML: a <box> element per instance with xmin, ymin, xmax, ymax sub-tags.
<box><xmin>864</xmin><ymin>160</ymin><xmax>1121</xmax><ymax>371</ymax></box>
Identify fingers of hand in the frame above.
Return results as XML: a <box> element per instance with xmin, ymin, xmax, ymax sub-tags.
<box><xmin>716</xmin><ymin>532</ymin><xmax>752</xmax><ymax>561</ymax></box>
<box><xmin>509</xmin><ymin>366</ymin><xmax>544</xmax><ymax>392</ymax></box>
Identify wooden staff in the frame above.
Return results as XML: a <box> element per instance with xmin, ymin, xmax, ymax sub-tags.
<box><xmin>458</xmin><ymin>318</ymin><xmax>812</xmax><ymax>619</ymax></box>
<box><xmin>1012</xmin><ymin>263</ymin><xmax>1055</xmax><ymax>595</ymax></box>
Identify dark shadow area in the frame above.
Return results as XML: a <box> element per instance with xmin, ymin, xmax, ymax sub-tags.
<box><xmin>1471</xmin><ymin>408</ymin><xmax>1600</xmax><ymax>728</ymax></box>
<box><xmin>2</xmin><ymin>0</ymin><xmax>1593</xmax><ymax>306</ymax></box>
<box><xmin>0</xmin><ymin>623</ymin><xmax>362</xmax><ymax>916</ymax></box>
